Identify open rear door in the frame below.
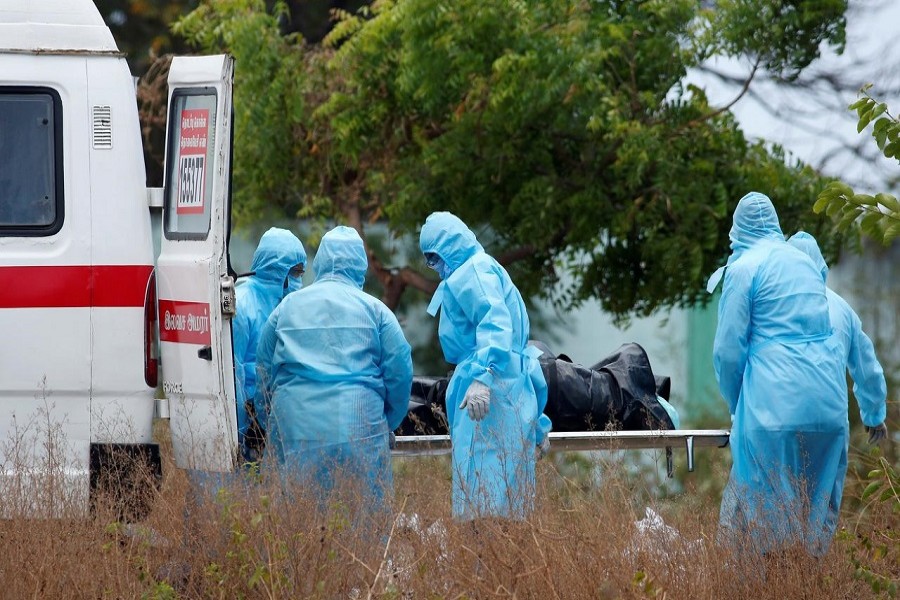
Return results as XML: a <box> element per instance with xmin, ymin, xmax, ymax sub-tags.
<box><xmin>156</xmin><ymin>55</ymin><xmax>237</xmax><ymax>472</ymax></box>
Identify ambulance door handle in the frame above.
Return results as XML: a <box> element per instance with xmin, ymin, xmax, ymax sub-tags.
<box><xmin>197</xmin><ymin>346</ymin><xmax>213</xmax><ymax>361</ymax></box>
<box><xmin>220</xmin><ymin>276</ymin><xmax>236</xmax><ymax>318</ymax></box>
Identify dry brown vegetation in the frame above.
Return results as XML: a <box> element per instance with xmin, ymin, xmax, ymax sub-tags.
<box><xmin>0</xmin><ymin>422</ymin><xmax>896</xmax><ymax>600</ymax></box>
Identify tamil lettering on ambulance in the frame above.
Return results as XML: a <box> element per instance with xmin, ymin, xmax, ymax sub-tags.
<box><xmin>162</xmin><ymin>380</ymin><xmax>184</xmax><ymax>395</ymax></box>
<box><xmin>176</xmin><ymin>108</ymin><xmax>209</xmax><ymax>215</ymax></box>
<box><xmin>158</xmin><ymin>299</ymin><xmax>211</xmax><ymax>344</ymax></box>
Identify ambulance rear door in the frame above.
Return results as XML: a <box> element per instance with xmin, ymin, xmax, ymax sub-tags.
<box><xmin>156</xmin><ymin>55</ymin><xmax>237</xmax><ymax>472</ymax></box>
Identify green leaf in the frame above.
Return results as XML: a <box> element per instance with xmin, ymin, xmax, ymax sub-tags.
<box><xmin>837</xmin><ymin>181</ymin><xmax>855</xmax><ymax>197</ymax></box>
<box><xmin>888</xmin><ymin>123</ymin><xmax>900</xmax><ymax>142</ymax></box>
<box><xmin>825</xmin><ymin>197</ymin><xmax>844</xmax><ymax>218</ymax></box>
<box><xmin>857</xmin><ymin>108</ymin><xmax>875</xmax><ymax>133</ymax></box>
<box><xmin>875</xmin><ymin>193</ymin><xmax>900</xmax><ymax>213</ymax></box>
<box><xmin>855</xmin><ymin>98</ymin><xmax>875</xmax><ymax>118</ymax></box>
<box><xmin>883</xmin><ymin>139</ymin><xmax>900</xmax><ymax>159</ymax></box>
<box><xmin>837</xmin><ymin>206</ymin><xmax>863</xmax><ymax>230</ymax></box>
<box><xmin>879</xmin><ymin>489</ymin><xmax>897</xmax><ymax>503</ymax></box>
<box><xmin>874</xmin><ymin>124</ymin><xmax>889</xmax><ymax>149</ymax></box>
<box><xmin>884</xmin><ymin>221</ymin><xmax>900</xmax><ymax>242</ymax></box>
<box><xmin>862</xmin><ymin>481</ymin><xmax>882</xmax><ymax>501</ymax></box>
<box><xmin>870</xmin><ymin>103</ymin><xmax>887</xmax><ymax>120</ymax></box>
<box><xmin>852</xmin><ymin>193</ymin><xmax>876</xmax><ymax>206</ymax></box>
<box><xmin>873</xmin><ymin>117</ymin><xmax>891</xmax><ymax>133</ymax></box>
<box><xmin>860</xmin><ymin>211</ymin><xmax>883</xmax><ymax>235</ymax></box>
<box><xmin>813</xmin><ymin>193</ymin><xmax>831</xmax><ymax>214</ymax></box>
<box><xmin>867</xmin><ymin>469</ymin><xmax>883</xmax><ymax>479</ymax></box>
<box><xmin>848</xmin><ymin>97</ymin><xmax>869</xmax><ymax>111</ymax></box>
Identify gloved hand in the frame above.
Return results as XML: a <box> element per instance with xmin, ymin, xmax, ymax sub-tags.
<box><xmin>536</xmin><ymin>437</ymin><xmax>550</xmax><ymax>460</ymax></box>
<box><xmin>389</xmin><ymin>431</ymin><xmax>396</xmax><ymax>450</ymax></box>
<box><xmin>866</xmin><ymin>422</ymin><xmax>888</xmax><ymax>444</ymax></box>
<box><xmin>459</xmin><ymin>381</ymin><xmax>491</xmax><ymax>421</ymax></box>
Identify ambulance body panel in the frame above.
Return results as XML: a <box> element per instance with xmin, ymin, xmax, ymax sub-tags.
<box><xmin>0</xmin><ymin>0</ymin><xmax>118</xmax><ymax>54</ymax></box>
<box><xmin>0</xmin><ymin>0</ymin><xmax>238</xmax><ymax>516</ymax></box>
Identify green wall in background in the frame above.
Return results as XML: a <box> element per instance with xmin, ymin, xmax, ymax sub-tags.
<box><xmin>686</xmin><ymin>294</ymin><xmax>729</xmax><ymax>425</ymax></box>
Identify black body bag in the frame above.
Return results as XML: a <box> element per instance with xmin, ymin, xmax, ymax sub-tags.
<box><xmin>397</xmin><ymin>341</ymin><xmax>675</xmax><ymax>435</ymax></box>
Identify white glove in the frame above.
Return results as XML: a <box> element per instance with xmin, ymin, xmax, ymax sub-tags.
<box><xmin>536</xmin><ymin>437</ymin><xmax>550</xmax><ymax>460</ymax></box>
<box><xmin>459</xmin><ymin>381</ymin><xmax>491</xmax><ymax>421</ymax></box>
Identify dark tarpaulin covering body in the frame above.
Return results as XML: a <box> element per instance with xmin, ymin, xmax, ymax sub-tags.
<box><xmin>397</xmin><ymin>342</ymin><xmax>675</xmax><ymax>436</ymax></box>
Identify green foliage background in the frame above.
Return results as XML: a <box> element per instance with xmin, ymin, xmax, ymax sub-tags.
<box><xmin>816</xmin><ymin>88</ymin><xmax>900</xmax><ymax>245</ymax></box>
<box><xmin>172</xmin><ymin>0</ymin><xmax>846</xmax><ymax>318</ymax></box>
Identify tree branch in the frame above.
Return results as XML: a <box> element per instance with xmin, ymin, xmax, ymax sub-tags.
<box><xmin>497</xmin><ymin>226</ymin><xmax>569</xmax><ymax>268</ymax></box>
<box><xmin>496</xmin><ymin>245</ymin><xmax>537</xmax><ymax>266</ymax></box>
<box><xmin>362</xmin><ymin>222</ymin><xmax>569</xmax><ymax>311</ymax></box>
<box><xmin>682</xmin><ymin>57</ymin><xmax>761</xmax><ymax>129</ymax></box>
<box><xmin>367</xmin><ymin>248</ymin><xmax>438</xmax><ymax>311</ymax></box>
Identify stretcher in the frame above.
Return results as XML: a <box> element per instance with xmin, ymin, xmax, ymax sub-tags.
<box><xmin>392</xmin><ymin>429</ymin><xmax>731</xmax><ymax>477</ymax></box>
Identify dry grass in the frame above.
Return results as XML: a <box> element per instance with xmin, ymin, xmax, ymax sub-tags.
<box><xmin>0</xmin><ymin>422</ymin><xmax>895</xmax><ymax>600</ymax></box>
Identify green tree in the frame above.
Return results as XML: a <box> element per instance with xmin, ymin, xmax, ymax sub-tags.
<box><xmin>175</xmin><ymin>0</ymin><xmax>847</xmax><ymax>316</ymax></box>
<box><xmin>278</xmin><ymin>0</ymin><xmax>370</xmax><ymax>43</ymax></box>
<box><xmin>815</xmin><ymin>86</ymin><xmax>900</xmax><ymax>245</ymax></box>
<box><xmin>813</xmin><ymin>88</ymin><xmax>899</xmax><ymax>566</ymax></box>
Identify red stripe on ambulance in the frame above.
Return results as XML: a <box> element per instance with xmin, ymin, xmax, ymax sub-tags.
<box><xmin>0</xmin><ymin>265</ymin><xmax>153</xmax><ymax>308</ymax></box>
<box><xmin>158</xmin><ymin>299</ymin><xmax>212</xmax><ymax>345</ymax></box>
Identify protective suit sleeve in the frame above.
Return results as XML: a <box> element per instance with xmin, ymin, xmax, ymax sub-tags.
<box><xmin>253</xmin><ymin>304</ymin><xmax>282</xmax><ymax>431</ymax></box>
<box><xmin>379</xmin><ymin>308</ymin><xmax>414</xmax><ymax>431</ymax></box>
<box><xmin>530</xmin><ymin>357</ymin><xmax>551</xmax><ymax>443</ymax></box>
<box><xmin>846</xmin><ymin>309</ymin><xmax>887</xmax><ymax>427</ymax></box>
<box><xmin>231</xmin><ymin>310</ymin><xmax>252</xmax><ymax>405</ymax></box>
<box><xmin>713</xmin><ymin>265</ymin><xmax>752</xmax><ymax>415</ymax></box>
<box><xmin>536</xmin><ymin>413</ymin><xmax>552</xmax><ymax>444</ymax></box>
<box><xmin>455</xmin><ymin>266</ymin><xmax>514</xmax><ymax>388</ymax></box>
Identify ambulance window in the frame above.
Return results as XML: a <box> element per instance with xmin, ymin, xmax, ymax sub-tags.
<box><xmin>163</xmin><ymin>89</ymin><xmax>217</xmax><ymax>240</ymax></box>
<box><xmin>0</xmin><ymin>89</ymin><xmax>63</xmax><ymax>236</ymax></box>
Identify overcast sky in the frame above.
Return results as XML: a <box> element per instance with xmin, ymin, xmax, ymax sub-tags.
<box><xmin>688</xmin><ymin>0</ymin><xmax>900</xmax><ymax>192</ymax></box>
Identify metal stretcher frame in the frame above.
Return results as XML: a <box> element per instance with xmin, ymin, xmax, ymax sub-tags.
<box><xmin>392</xmin><ymin>429</ymin><xmax>731</xmax><ymax>477</ymax></box>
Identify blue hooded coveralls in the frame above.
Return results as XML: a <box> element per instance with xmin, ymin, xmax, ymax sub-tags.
<box><xmin>710</xmin><ymin>192</ymin><xmax>848</xmax><ymax>555</ymax></box>
<box><xmin>233</xmin><ymin>227</ymin><xmax>306</xmax><ymax>462</ymax></box>
<box><xmin>420</xmin><ymin>212</ymin><xmax>551</xmax><ymax>520</ymax></box>
<box><xmin>787</xmin><ymin>232</ymin><xmax>887</xmax><ymax>429</ymax></box>
<box><xmin>786</xmin><ymin>233</ymin><xmax>888</xmax><ymax>532</ymax></box>
<box><xmin>255</xmin><ymin>226</ymin><xmax>413</xmax><ymax>507</ymax></box>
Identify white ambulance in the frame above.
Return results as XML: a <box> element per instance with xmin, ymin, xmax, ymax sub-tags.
<box><xmin>0</xmin><ymin>0</ymin><xmax>239</xmax><ymax>516</ymax></box>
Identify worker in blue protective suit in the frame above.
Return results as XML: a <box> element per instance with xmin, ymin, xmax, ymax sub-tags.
<box><xmin>419</xmin><ymin>212</ymin><xmax>551</xmax><ymax>521</ymax></box>
<box><xmin>708</xmin><ymin>192</ymin><xmax>848</xmax><ymax>556</ymax></box>
<box><xmin>233</xmin><ymin>227</ymin><xmax>307</xmax><ymax>464</ymax></box>
<box><xmin>181</xmin><ymin>228</ymin><xmax>305</xmax><ymax>552</ymax></box>
<box><xmin>788</xmin><ymin>232</ymin><xmax>889</xmax><ymax>445</ymax></box>
<box><xmin>255</xmin><ymin>226</ymin><xmax>413</xmax><ymax>514</ymax></box>
<box><xmin>781</xmin><ymin>232</ymin><xmax>890</xmax><ymax>555</ymax></box>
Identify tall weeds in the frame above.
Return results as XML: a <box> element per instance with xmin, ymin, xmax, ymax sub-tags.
<box><xmin>0</xmin><ymin>420</ymin><xmax>893</xmax><ymax>599</ymax></box>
